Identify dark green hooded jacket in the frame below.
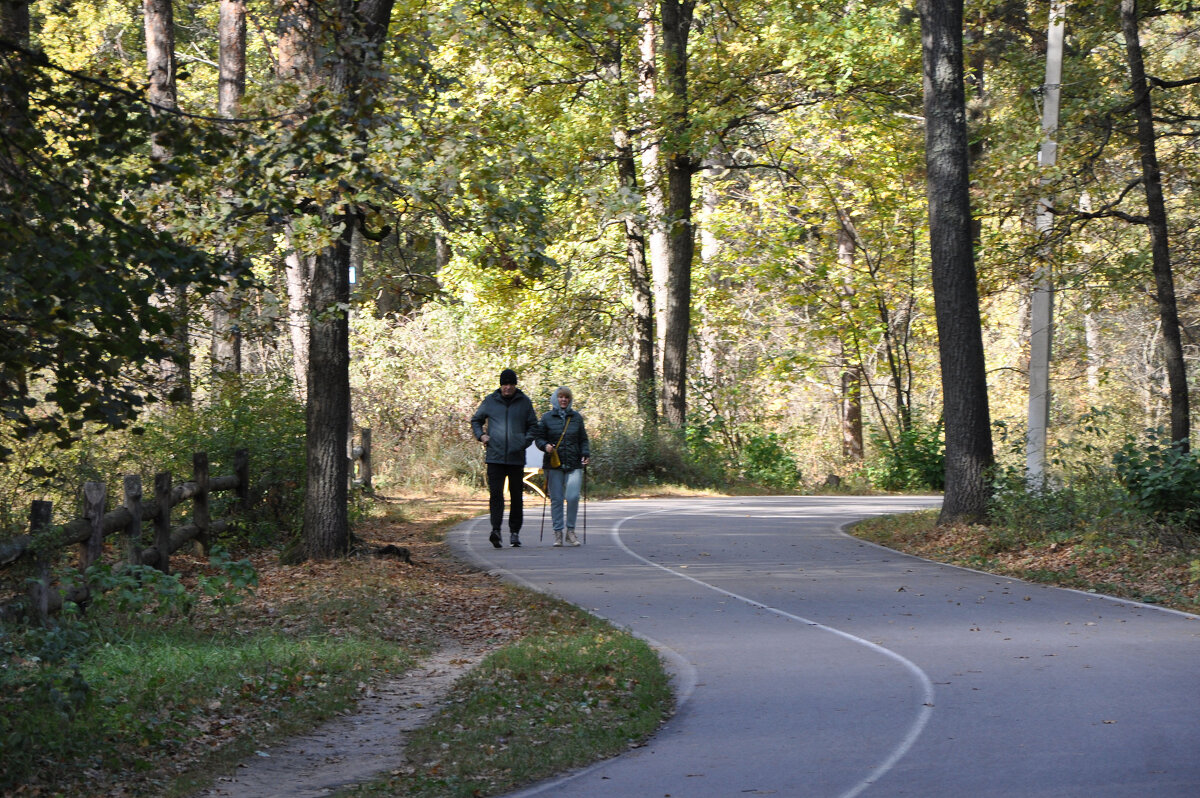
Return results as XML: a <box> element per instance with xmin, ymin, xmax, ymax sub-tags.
<box><xmin>471</xmin><ymin>388</ymin><xmax>538</xmax><ymax>465</ymax></box>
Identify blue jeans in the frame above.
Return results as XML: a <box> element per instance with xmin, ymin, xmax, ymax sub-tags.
<box><xmin>546</xmin><ymin>467</ymin><xmax>583</xmax><ymax>531</ymax></box>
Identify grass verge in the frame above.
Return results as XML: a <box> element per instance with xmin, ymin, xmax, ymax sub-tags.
<box><xmin>0</xmin><ymin>490</ymin><xmax>675</xmax><ymax>798</ymax></box>
<box><xmin>348</xmin><ymin>599</ymin><xmax>672</xmax><ymax>798</ymax></box>
<box><xmin>850</xmin><ymin>509</ymin><xmax>1200</xmax><ymax>613</ymax></box>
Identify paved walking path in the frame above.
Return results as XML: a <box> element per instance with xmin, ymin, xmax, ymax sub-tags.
<box><xmin>449</xmin><ymin>495</ymin><xmax>1200</xmax><ymax>797</ymax></box>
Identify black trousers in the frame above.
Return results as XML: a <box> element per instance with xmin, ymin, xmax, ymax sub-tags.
<box><xmin>486</xmin><ymin>463</ymin><xmax>526</xmax><ymax>533</ymax></box>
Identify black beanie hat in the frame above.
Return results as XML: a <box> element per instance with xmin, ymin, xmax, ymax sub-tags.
<box><xmin>499</xmin><ymin>368</ymin><xmax>518</xmax><ymax>386</ymax></box>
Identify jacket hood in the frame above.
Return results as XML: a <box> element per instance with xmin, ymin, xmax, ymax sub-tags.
<box><xmin>549</xmin><ymin>386</ymin><xmax>574</xmax><ymax>414</ymax></box>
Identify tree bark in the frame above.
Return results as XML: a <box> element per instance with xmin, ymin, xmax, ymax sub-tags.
<box><xmin>609</xmin><ymin>39</ymin><xmax>658</xmax><ymax>428</ymax></box>
<box><xmin>637</xmin><ymin>0</ymin><xmax>669</xmax><ymax>399</ymax></box>
<box><xmin>659</xmin><ymin>0</ymin><xmax>697</xmax><ymax>429</ymax></box>
<box><xmin>300</xmin><ymin>0</ymin><xmax>396</xmax><ymax>559</ymax></box>
<box><xmin>837</xmin><ymin>218</ymin><xmax>864</xmax><ymax>462</ymax></box>
<box><xmin>144</xmin><ymin>0</ymin><xmax>191</xmax><ymax>404</ymax></box>
<box><xmin>918</xmin><ymin>0</ymin><xmax>994</xmax><ymax>524</ymax></box>
<box><xmin>211</xmin><ymin>0</ymin><xmax>247</xmax><ymax>375</ymax></box>
<box><xmin>277</xmin><ymin>0</ymin><xmax>318</xmax><ymax>397</ymax></box>
<box><xmin>1120</xmin><ymin>0</ymin><xmax>1190</xmax><ymax>451</ymax></box>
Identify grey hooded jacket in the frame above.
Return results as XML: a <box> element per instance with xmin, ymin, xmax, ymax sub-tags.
<box><xmin>531</xmin><ymin>387</ymin><xmax>590</xmax><ymax>470</ymax></box>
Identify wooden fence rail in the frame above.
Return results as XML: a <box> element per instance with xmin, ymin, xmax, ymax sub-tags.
<box><xmin>0</xmin><ymin>449</ymin><xmax>249</xmax><ymax>621</ymax></box>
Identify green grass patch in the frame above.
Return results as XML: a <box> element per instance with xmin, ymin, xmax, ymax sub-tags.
<box><xmin>351</xmin><ymin>599</ymin><xmax>673</xmax><ymax>798</ymax></box>
<box><xmin>1</xmin><ymin>620</ymin><xmax>409</xmax><ymax>796</ymax></box>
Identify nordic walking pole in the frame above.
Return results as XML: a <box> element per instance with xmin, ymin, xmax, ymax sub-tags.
<box><xmin>582</xmin><ymin>465</ymin><xmax>587</xmax><ymax>544</ymax></box>
<box><xmin>540</xmin><ymin>472</ymin><xmax>547</xmax><ymax>542</ymax></box>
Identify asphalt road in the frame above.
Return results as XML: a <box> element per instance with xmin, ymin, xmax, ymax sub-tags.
<box><xmin>448</xmin><ymin>495</ymin><xmax>1200</xmax><ymax>797</ymax></box>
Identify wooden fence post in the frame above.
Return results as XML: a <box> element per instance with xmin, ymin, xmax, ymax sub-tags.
<box><xmin>29</xmin><ymin>500</ymin><xmax>52</xmax><ymax>624</ymax></box>
<box><xmin>81</xmin><ymin>482</ymin><xmax>105</xmax><ymax>573</ymax></box>
<box><xmin>155</xmin><ymin>472</ymin><xmax>172</xmax><ymax>573</ymax></box>
<box><xmin>193</xmin><ymin>452</ymin><xmax>210</xmax><ymax>555</ymax></box>
<box><xmin>123</xmin><ymin>475</ymin><xmax>143</xmax><ymax>567</ymax></box>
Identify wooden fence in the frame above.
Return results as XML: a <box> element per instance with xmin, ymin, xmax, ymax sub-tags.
<box><xmin>0</xmin><ymin>450</ymin><xmax>248</xmax><ymax>621</ymax></box>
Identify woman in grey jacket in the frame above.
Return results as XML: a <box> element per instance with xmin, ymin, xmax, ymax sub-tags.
<box><xmin>531</xmin><ymin>386</ymin><xmax>591</xmax><ymax>546</ymax></box>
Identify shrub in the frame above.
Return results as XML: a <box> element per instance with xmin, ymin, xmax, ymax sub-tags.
<box><xmin>739</xmin><ymin>433</ymin><xmax>801</xmax><ymax>490</ymax></box>
<box><xmin>864</xmin><ymin>419</ymin><xmax>945</xmax><ymax>491</ymax></box>
<box><xmin>1113</xmin><ymin>429</ymin><xmax>1200</xmax><ymax>532</ymax></box>
<box><xmin>136</xmin><ymin>376</ymin><xmax>307</xmax><ymax>544</ymax></box>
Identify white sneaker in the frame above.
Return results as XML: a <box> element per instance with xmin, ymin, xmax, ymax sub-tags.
<box><xmin>565</xmin><ymin>527</ymin><xmax>580</xmax><ymax>546</ymax></box>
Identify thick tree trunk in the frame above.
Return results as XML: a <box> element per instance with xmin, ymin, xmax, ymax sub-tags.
<box><xmin>300</xmin><ymin>0</ymin><xmax>395</xmax><ymax>559</ymax></box>
<box><xmin>144</xmin><ymin>0</ymin><xmax>176</xmax><ymax>161</ymax></box>
<box><xmin>1120</xmin><ymin>0</ymin><xmax>1189</xmax><ymax>451</ymax></box>
<box><xmin>302</xmin><ymin>221</ymin><xmax>353</xmax><ymax>559</ymax></box>
<box><xmin>659</xmin><ymin>0</ymin><xmax>696</xmax><ymax>429</ymax></box>
<box><xmin>918</xmin><ymin>0</ymin><xmax>994</xmax><ymax>524</ymax></box>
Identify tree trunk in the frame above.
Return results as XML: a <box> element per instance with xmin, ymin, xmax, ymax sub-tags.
<box><xmin>300</xmin><ymin>0</ymin><xmax>396</xmax><ymax>559</ymax></box>
<box><xmin>837</xmin><ymin>219</ymin><xmax>864</xmax><ymax>462</ymax></box>
<box><xmin>659</xmin><ymin>0</ymin><xmax>696</xmax><ymax>429</ymax></box>
<box><xmin>1025</xmin><ymin>1</ymin><xmax>1064</xmax><ymax>487</ymax></box>
<box><xmin>611</xmin><ymin>64</ymin><xmax>658</xmax><ymax>428</ymax></box>
<box><xmin>211</xmin><ymin>0</ymin><xmax>247</xmax><ymax>376</ymax></box>
<box><xmin>144</xmin><ymin>0</ymin><xmax>191</xmax><ymax>404</ymax></box>
<box><xmin>1120</xmin><ymin>0</ymin><xmax>1189</xmax><ymax>451</ymax></box>
<box><xmin>303</xmin><ymin>221</ymin><xmax>353</xmax><ymax>559</ymax></box>
<box><xmin>918</xmin><ymin>0</ymin><xmax>994</xmax><ymax>524</ymax></box>
<box><xmin>637</xmin><ymin>0</ymin><xmax>669</xmax><ymax>399</ymax></box>
<box><xmin>277</xmin><ymin>0</ymin><xmax>317</xmax><ymax>397</ymax></box>
<box><xmin>698</xmin><ymin>158</ymin><xmax>724</xmax><ymax>388</ymax></box>
<box><xmin>144</xmin><ymin>0</ymin><xmax>176</xmax><ymax>162</ymax></box>
<box><xmin>284</xmin><ymin>246</ymin><xmax>312</xmax><ymax>399</ymax></box>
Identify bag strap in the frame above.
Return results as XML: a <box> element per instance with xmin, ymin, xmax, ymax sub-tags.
<box><xmin>554</xmin><ymin>415</ymin><xmax>571</xmax><ymax>449</ymax></box>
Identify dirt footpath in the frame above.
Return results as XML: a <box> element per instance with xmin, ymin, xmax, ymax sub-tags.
<box><xmin>199</xmin><ymin>642</ymin><xmax>487</xmax><ymax>798</ymax></box>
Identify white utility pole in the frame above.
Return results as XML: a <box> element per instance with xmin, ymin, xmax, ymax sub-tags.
<box><xmin>1027</xmin><ymin>2</ymin><xmax>1066</xmax><ymax>488</ymax></box>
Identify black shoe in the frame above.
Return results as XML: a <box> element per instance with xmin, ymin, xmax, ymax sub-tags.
<box><xmin>510</xmin><ymin>534</ymin><xmax>521</xmax><ymax>547</ymax></box>
<box><xmin>489</xmin><ymin>530</ymin><xmax>502</xmax><ymax>548</ymax></box>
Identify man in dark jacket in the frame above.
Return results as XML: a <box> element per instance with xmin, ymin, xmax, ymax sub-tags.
<box><xmin>470</xmin><ymin>368</ymin><xmax>538</xmax><ymax>548</ymax></box>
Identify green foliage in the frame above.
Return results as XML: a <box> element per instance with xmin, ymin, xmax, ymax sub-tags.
<box><xmin>1113</xmin><ymin>429</ymin><xmax>1200</xmax><ymax>532</ymax></box>
<box><xmin>589</xmin><ymin>425</ymin><xmax>726</xmax><ymax>489</ymax></box>
<box><xmin>136</xmin><ymin>377</ymin><xmax>307</xmax><ymax>542</ymax></box>
<box><xmin>739</xmin><ymin>433</ymin><xmax>802</xmax><ymax>490</ymax></box>
<box><xmin>0</xmin><ymin>45</ymin><xmax>251</xmax><ymax>461</ymax></box>
<box><xmin>864</xmin><ymin>419</ymin><xmax>945</xmax><ymax>491</ymax></box>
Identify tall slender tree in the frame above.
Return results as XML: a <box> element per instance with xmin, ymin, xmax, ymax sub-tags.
<box><xmin>658</xmin><ymin>0</ymin><xmax>697</xmax><ymax>428</ymax></box>
<box><xmin>211</xmin><ymin>0</ymin><xmax>247</xmax><ymax>375</ymax></box>
<box><xmin>1120</xmin><ymin>0</ymin><xmax>1189</xmax><ymax>451</ymax></box>
<box><xmin>918</xmin><ymin>0</ymin><xmax>994</xmax><ymax>523</ymax></box>
<box><xmin>144</xmin><ymin>0</ymin><xmax>192</xmax><ymax>404</ymax></box>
